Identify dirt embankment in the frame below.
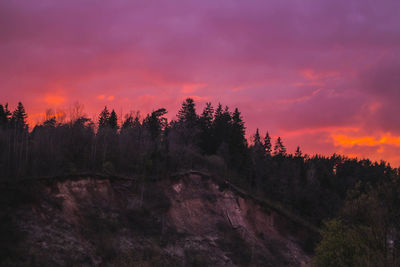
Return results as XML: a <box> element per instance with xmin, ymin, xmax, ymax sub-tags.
<box><xmin>4</xmin><ymin>174</ymin><xmax>313</xmax><ymax>266</ymax></box>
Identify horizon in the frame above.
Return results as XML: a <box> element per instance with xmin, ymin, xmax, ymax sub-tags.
<box><xmin>2</xmin><ymin>1</ymin><xmax>400</xmax><ymax>166</ymax></box>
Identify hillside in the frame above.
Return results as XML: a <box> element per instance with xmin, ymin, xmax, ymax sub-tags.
<box><xmin>1</xmin><ymin>172</ymin><xmax>316</xmax><ymax>266</ymax></box>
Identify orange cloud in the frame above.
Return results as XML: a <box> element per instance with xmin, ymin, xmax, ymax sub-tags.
<box><xmin>333</xmin><ymin>134</ymin><xmax>400</xmax><ymax>147</ymax></box>
<box><xmin>97</xmin><ymin>94</ymin><xmax>114</xmax><ymax>101</ymax></box>
<box><xmin>182</xmin><ymin>95</ymin><xmax>209</xmax><ymax>102</ymax></box>
<box><xmin>181</xmin><ymin>83</ymin><xmax>207</xmax><ymax>94</ymax></box>
<box><xmin>44</xmin><ymin>94</ymin><xmax>66</xmax><ymax>105</ymax></box>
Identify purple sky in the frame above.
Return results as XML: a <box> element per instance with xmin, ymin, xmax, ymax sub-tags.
<box><xmin>1</xmin><ymin>0</ymin><xmax>400</xmax><ymax>165</ymax></box>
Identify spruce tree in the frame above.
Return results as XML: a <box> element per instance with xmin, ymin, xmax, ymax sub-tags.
<box><xmin>98</xmin><ymin>106</ymin><xmax>110</xmax><ymax>129</ymax></box>
<box><xmin>109</xmin><ymin>110</ymin><xmax>118</xmax><ymax>130</ymax></box>
<box><xmin>252</xmin><ymin>128</ymin><xmax>265</xmax><ymax>159</ymax></box>
<box><xmin>273</xmin><ymin>137</ymin><xmax>286</xmax><ymax>156</ymax></box>
<box><xmin>122</xmin><ymin>114</ymin><xmax>134</xmax><ymax>130</ymax></box>
<box><xmin>212</xmin><ymin>104</ymin><xmax>231</xmax><ymax>153</ymax></box>
<box><xmin>11</xmin><ymin>102</ymin><xmax>27</xmax><ymax>129</ymax></box>
<box><xmin>253</xmin><ymin>128</ymin><xmax>263</xmax><ymax>148</ymax></box>
<box><xmin>214</xmin><ymin>103</ymin><xmax>223</xmax><ymax>118</ymax></box>
<box><xmin>199</xmin><ymin>102</ymin><xmax>214</xmax><ymax>153</ymax></box>
<box><xmin>144</xmin><ymin>108</ymin><xmax>167</xmax><ymax>140</ymax></box>
<box><xmin>264</xmin><ymin>132</ymin><xmax>272</xmax><ymax>156</ymax></box>
<box><xmin>0</xmin><ymin>104</ymin><xmax>7</xmax><ymax>128</ymax></box>
<box><xmin>295</xmin><ymin>146</ymin><xmax>302</xmax><ymax>157</ymax></box>
<box><xmin>177</xmin><ymin>98</ymin><xmax>197</xmax><ymax>127</ymax></box>
<box><xmin>200</xmin><ymin>102</ymin><xmax>214</xmax><ymax>129</ymax></box>
<box><xmin>231</xmin><ymin>108</ymin><xmax>246</xmax><ymax>143</ymax></box>
<box><xmin>229</xmin><ymin>108</ymin><xmax>248</xmax><ymax>170</ymax></box>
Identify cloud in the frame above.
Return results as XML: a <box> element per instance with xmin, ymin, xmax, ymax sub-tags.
<box><xmin>44</xmin><ymin>94</ymin><xmax>66</xmax><ymax>105</ymax></box>
<box><xmin>333</xmin><ymin>134</ymin><xmax>400</xmax><ymax>147</ymax></box>
<box><xmin>1</xmin><ymin>0</ymin><xmax>400</xmax><ymax>164</ymax></box>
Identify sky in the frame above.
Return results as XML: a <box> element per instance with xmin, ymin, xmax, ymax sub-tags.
<box><xmin>1</xmin><ymin>0</ymin><xmax>400</xmax><ymax>165</ymax></box>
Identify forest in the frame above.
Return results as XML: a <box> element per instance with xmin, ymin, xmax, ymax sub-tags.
<box><xmin>1</xmin><ymin>98</ymin><xmax>400</xmax><ymax>265</ymax></box>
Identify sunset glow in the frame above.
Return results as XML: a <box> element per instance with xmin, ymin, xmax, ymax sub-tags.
<box><xmin>1</xmin><ymin>0</ymin><xmax>400</xmax><ymax>165</ymax></box>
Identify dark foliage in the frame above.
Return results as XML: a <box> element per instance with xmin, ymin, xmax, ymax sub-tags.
<box><xmin>0</xmin><ymin>98</ymin><xmax>398</xmax><ymax>241</ymax></box>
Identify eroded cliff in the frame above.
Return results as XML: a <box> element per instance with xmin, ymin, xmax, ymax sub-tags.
<box><xmin>4</xmin><ymin>173</ymin><xmax>314</xmax><ymax>266</ymax></box>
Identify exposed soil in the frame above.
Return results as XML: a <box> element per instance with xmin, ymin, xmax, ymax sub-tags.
<box><xmin>3</xmin><ymin>174</ymin><xmax>312</xmax><ymax>266</ymax></box>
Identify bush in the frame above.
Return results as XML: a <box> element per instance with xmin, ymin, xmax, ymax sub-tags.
<box><xmin>313</xmin><ymin>219</ymin><xmax>361</xmax><ymax>267</ymax></box>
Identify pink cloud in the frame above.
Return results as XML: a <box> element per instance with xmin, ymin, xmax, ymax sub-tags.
<box><xmin>1</xmin><ymin>0</ymin><xmax>400</xmax><ymax>165</ymax></box>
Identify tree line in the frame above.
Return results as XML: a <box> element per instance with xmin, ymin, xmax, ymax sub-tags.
<box><xmin>1</xmin><ymin>99</ymin><xmax>400</xmax><ymax>261</ymax></box>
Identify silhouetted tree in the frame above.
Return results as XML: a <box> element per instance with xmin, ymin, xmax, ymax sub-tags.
<box><xmin>1</xmin><ymin>99</ymin><xmax>399</xmax><ymax>240</ymax></box>
<box><xmin>264</xmin><ymin>132</ymin><xmax>272</xmax><ymax>157</ymax></box>
<box><xmin>98</xmin><ymin>106</ymin><xmax>110</xmax><ymax>130</ymax></box>
<box><xmin>229</xmin><ymin>108</ymin><xmax>248</xmax><ymax>172</ymax></box>
<box><xmin>143</xmin><ymin>108</ymin><xmax>167</xmax><ymax>141</ymax></box>
<box><xmin>252</xmin><ymin>129</ymin><xmax>264</xmax><ymax>156</ymax></box>
<box><xmin>177</xmin><ymin>98</ymin><xmax>198</xmax><ymax>128</ymax></box>
<box><xmin>122</xmin><ymin>114</ymin><xmax>134</xmax><ymax>130</ymax></box>
<box><xmin>212</xmin><ymin>104</ymin><xmax>232</xmax><ymax>154</ymax></box>
<box><xmin>0</xmin><ymin>104</ymin><xmax>11</xmax><ymax>128</ymax></box>
<box><xmin>11</xmin><ymin>102</ymin><xmax>27</xmax><ymax>130</ymax></box>
<box><xmin>295</xmin><ymin>146</ymin><xmax>302</xmax><ymax>157</ymax></box>
<box><xmin>273</xmin><ymin>137</ymin><xmax>286</xmax><ymax>156</ymax></box>
<box><xmin>108</xmin><ymin>110</ymin><xmax>118</xmax><ymax>130</ymax></box>
<box><xmin>199</xmin><ymin>102</ymin><xmax>214</xmax><ymax>154</ymax></box>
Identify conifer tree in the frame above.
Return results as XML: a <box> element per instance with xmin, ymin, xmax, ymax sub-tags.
<box><xmin>144</xmin><ymin>108</ymin><xmax>167</xmax><ymax>140</ymax></box>
<box><xmin>122</xmin><ymin>114</ymin><xmax>134</xmax><ymax>130</ymax></box>
<box><xmin>214</xmin><ymin>103</ymin><xmax>223</xmax><ymax>119</ymax></box>
<box><xmin>295</xmin><ymin>146</ymin><xmax>302</xmax><ymax>157</ymax></box>
<box><xmin>229</xmin><ymin>108</ymin><xmax>248</xmax><ymax>170</ymax></box>
<box><xmin>273</xmin><ymin>137</ymin><xmax>286</xmax><ymax>156</ymax></box>
<box><xmin>200</xmin><ymin>102</ymin><xmax>214</xmax><ymax>129</ymax></box>
<box><xmin>264</xmin><ymin>132</ymin><xmax>272</xmax><ymax>156</ymax></box>
<box><xmin>11</xmin><ymin>102</ymin><xmax>27</xmax><ymax>129</ymax></box>
<box><xmin>231</xmin><ymin>108</ymin><xmax>246</xmax><ymax>144</ymax></box>
<box><xmin>199</xmin><ymin>102</ymin><xmax>214</xmax><ymax>154</ymax></box>
<box><xmin>0</xmin><ymin>104</ymin><xmax>8</xmax><ymax>128</ymax></box>
<box><xmin>177</xmin><ymin>98</ymin><xmax>197</xmax><ymax>127</ymax></box>
<box><xmin>109</xmin><ymin>110</ymin><xmax>118</xmax><ymax>130</ymax></box>
<box><xmin>212</xmin><ymin>104</ymin><xmax>231</xmax><ymax>153</ymax></box>
<box><xmin>252</xmin><ymin>128</ymin><xmax>266</xmax><ymax>158</ymax></box>
<box><xmin>98</xmin><ymin>106</ymin><xmax>110</xmax><ymax>129</ymax></box>
<box><xmin>253</xmin><ymin>128</ymin><xmax>263</xmax><ymax>148</ymax></box>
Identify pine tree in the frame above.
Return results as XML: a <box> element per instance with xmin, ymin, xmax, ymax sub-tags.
<box><xmin>214</xmin><ymin>103</ymin><xmax>223</xmax><ymax>119</ymax></box>
<box><xmin>273</xmin><ymin>137</ymin><xmax>286</xmax><ymax>156</ymax></box>
<box><xmin>43</xmin><ymin>117</ymin><xmax>57</xmax><ymax>128</ymax></box>
<box><xmin>253</xmin><ymin>128</ymin><xmax>263</xmax><ymax>148</ymax></box>
<box><xmin>199</xmin><ymin>102</ymin><xmax>214</xmax><ymax>154</ymax></box>
<box><xmin>144</xmin><ymin>108</ymin><xmax>167</xmax><ymax>140</ymax></box>
<box><xmin>212</xmin><ymin>104</ymin><xmax>231</xmax><ymax>153</ymax></box>
<box><xmin>252</xmin><ymin>128</ymin><xmax>266</xmax><ymax>158</ymax></box>
<box><xmin>122</xmin><ymin>114</ymin><xmax>134</xmax><ymax>130</ymax></box>
<box><xmin>0</xmin><ymin>104</ymin><xmax>8</xmax><ymax>128</ymax></box>
<box><xmin>4</xmin><ymin>104</ymin><xmax>11</xmax><ymax>123</ymax></box>
<box><xmin>295</xmin><ymin>146</ymin><xmax>302</xmax><ymax>157</ymax></box>
<box><xmin>264</xmin><ymin>132</ymin><xmax>272</xmax><ymax>156</ymax></box>
<box><xmin>177</xmin><ymin>98</ymin><xmax>197</xmax><ymax>127</ymax></box>
<box><xmin>229</xmin><ymin>108</ymin><xmax>248</xmax><ymax>170</ymax></box>
<box><xmin>11</xmin><ymin>102</ymin><xmax>28</xmax><ymax>129</ymax></box>
<box><xmin>200</xmin><ymin>102</ymin><xmax>214</xmax><ymax>129</ymax></box>
<box><xmin>231</xmin><ymin>108</ymin><xmax>246</xmax><ymax>142</ymax></box>
<box><xmin>98</xmin><ymin>106</ymin><xmax>110</xmax><ymax>129</ymax></box>
<box><xmin>108</xmin><ymin>110</ymin><xmax>118</xmax><ymax>130</ymax></box>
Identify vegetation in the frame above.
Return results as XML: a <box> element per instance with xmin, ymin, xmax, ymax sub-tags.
<box><xmin>1</xmin><ymin>99</ymin><xmax>400</xmax><ymax>266</ymax></box>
